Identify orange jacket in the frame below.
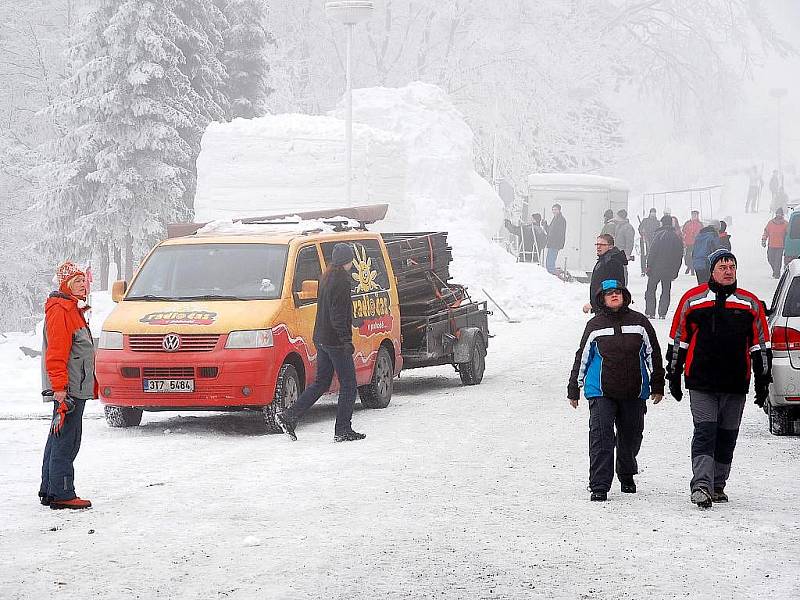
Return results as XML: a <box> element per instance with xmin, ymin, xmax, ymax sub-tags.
<box><xmin>681</xmin><ymin>219</ymin><xmax>703</xmax><ymax>246</ymax></box>
<box><xmin>762</xmin><ymin>218</ymin><xmax>788</xmax><ymax>249</ymax></box>
<box><xmin>42</xmin><ymin>292</ymin><xmax>96</xmax><ymax>396</ymax></box>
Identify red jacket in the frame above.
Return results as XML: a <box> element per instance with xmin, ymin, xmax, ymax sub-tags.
<box><xmin>762</xmin><ymin>218</ymin><xmax>788</xmax><ymax>249</ymax></box>
<box><xmin>681</xmin><ymin>219</ymin><xmax>703</xmax><ymax>246</ymax></box>
<box><xmin>42</xmin><ymin>292</ymin><xmax>96</xmax><ymax>397</ymax></box>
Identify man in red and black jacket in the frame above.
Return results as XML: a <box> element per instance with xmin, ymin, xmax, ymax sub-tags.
<box><xmin>665</xmin><ymin>249</ymin><xmax>771</xmax><ymax>509</ymax></box>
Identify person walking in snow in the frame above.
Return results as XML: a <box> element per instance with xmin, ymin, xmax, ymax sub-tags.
<box><xmin>644</xmin><ymin>215</ymin><xmax>684</xmax><ymax>319</ymax></box>
<box><xmin>276</xmin><ymin>243</ymin><xmax>365</xmax><ymax>443</ymax></box>
<box><xmin>745</xmin><ymin>166</ymin><xmax>762</xmax><ymax>213</ymax></box>
<box><xmin>691</xmin><ymin>221</ymin><xmax>721</xmax><ymax>285</ymax></box>
<box><xmin>568</xmin><ymin>279</ymin><xmax>664</xmax><ymax>502</ymax></box>
<box><xmin>718</xmin><ymin>220</ymin><xmax>731</xmax><ymax>251</ymax></box>
<box><xmin>584</xmin><ymin>234</ymin><xmax>627</xmax><ymax>314</ymax></box>
<box><xmin>681</xmin><ymin>211</ymin><xmax>703</xmax><ymax>275</ymax></box>
<box><xmin>762</xmin><ymin>208</ymin><xmax>788</xmax><ymax>279</ymax></box>
<box><xmin>39</xmin><ymin>261</ymin><xmax>95</xmax><ymax>510</ymax></box>
<box><xmin>614</xmin><ymin>209</ymin><xmax>635</xmax><ymax>273</ymax></box>
<box><xmin>665</xmin><ymin>249</ymin><xmax>771</xmax><ymax>509</ymax></box>
<box><xmin>769</xmin><ymin>169</ymin><xmax>785</xmax><ymax>213</ymax></box>
<box><xmin>638</xmin><ymin>208</ymin><xmax>660</xmax><ymax>276</ymax></box>
<box><xmin>600</xmin><ymin>209</ymin><xmax>616</xmax><ymax>237</ymax></box>
<box><xmin>544</xmin><ymin>204</ymin><xmax>567</xmax><ymax>274</ymax></box>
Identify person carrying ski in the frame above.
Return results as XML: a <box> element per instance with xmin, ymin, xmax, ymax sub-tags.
<box><xmin>568</xmin><ymin>279</ymin><xmax>664</xmax><ymax>502</ymax></box>
<box><xmin>39</xmin><ymin>261</ymin><xmax>96</xmax><ymax>510</ymax></box>
<box><xmin>665</xmin><ymin>249</ymin><xmax>771</xmax><ymax>509</ymax></box>
<box><xmin>584</xmin><ymin>234</ymin><xmax>627</xmax><ymax>314</ymax></box>
<box><xmin>276</xmin><ymin>243</ymin><xmax>365</xmax><ymax>442</ymax></box>
<box><xmin>644</xmin><ymin>215</ymin><xmax>684</xmax><ymax>319</ymax></box>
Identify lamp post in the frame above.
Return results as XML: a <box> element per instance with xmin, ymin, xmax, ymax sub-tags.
<box><xmin>325</xmin><ymin>1</ymin><xmax>375</xmax><ymax>207</ymax></box>
<box><xmin>770</xmin><ymin>87</ymin><xmax>788</xmax><ymax>173</ymax></box>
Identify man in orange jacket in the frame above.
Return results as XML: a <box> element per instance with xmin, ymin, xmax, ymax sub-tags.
<box><xmin>681</xmin><ymin>211</ymin><xmax>703</xmax><ymax>275</ymax></box>
<box><xmin>39</xmin><ymin>261</ymin><xmax>96</xmax><ymax>510</ymax></box>
<box><xmin>762</xmin><ymin>208</ymin><xmax>788</xmax><ymax>278</ymax></box>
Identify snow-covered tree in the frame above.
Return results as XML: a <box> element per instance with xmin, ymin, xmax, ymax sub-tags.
<box><xmin>215</xmin><ymin>0</ymin><xmax>272</xmax><ymax>119</ymax></box>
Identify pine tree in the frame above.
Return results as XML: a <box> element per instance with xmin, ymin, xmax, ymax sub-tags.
<box><xmin>37</xmin><ymin>0</ymin><xmax>230</xmax><ymax>277</ymax></box>
<box><xmin>215</xmin><ymin>0</ymin><xmax>271</xmax><ymax>119</ymax></box>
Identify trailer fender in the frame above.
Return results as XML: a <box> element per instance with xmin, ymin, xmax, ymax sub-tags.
<box><xmin>453</xmin><ymin>327</ymin><xmax>483</xmax><ymax>363</ymax></box>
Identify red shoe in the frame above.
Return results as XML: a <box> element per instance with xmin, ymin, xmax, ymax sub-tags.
<box><xmin>50</xmin><ymin>497</ymin><xmax>92</xmax><ymax>510</ymax></box>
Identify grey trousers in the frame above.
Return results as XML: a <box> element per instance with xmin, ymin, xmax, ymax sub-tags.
<box><xmin>588</xmin><ymin>397</ymin><xmax>646</xmax><ymax>493</ymax></box>
<box><xmin>688</xmin><ymin>390</ymin><xmax>746</xmax><ymax>494</ymax></box>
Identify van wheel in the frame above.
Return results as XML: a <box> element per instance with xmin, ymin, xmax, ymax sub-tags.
<box><xmin>768</xmin><ymin>402</ymin><xmax>791</xmax><ymax>436</ymax></box>
<box><xmin>458</xmin><ymin>334</ymin><xmax>486</xmax><ymax>385</ymax></box>
<box><xmin>104</xmin><ymin>406</ymin><xmax>143</xmax><ymax>428</ymax></box>
<box><xmin>264</xmin><ymin>363</ymin><xmax>300</xmax><ymax>433</ymax></box>
<box><xmin>359</xmin><ymin>346</ymin><xmax>393</xmax><ymax>409</ymax></box>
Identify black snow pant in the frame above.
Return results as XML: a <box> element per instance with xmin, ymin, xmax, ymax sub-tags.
<box><xmin>40</xmin><ymin>398</ymin><xmax>86</xmax><ymax>501</ymax></box>
<box><xmin>688</xmin><ymin>390</ymin><xmax>746</xmax><ymax>494</ymax></box>
<box><xmin>588</xmin><ymin>396</ymin><xmax>646</xmax><ymax>493</ymax></box>
<box><xmin>645</xmin><ymin>273</ymin><xmax>673</xmax><ymax>318</ymax></box>
<box><xmin>767</xmin><ymin>247</ymin><xmax>784</xmax><ymax>278</ymax></box>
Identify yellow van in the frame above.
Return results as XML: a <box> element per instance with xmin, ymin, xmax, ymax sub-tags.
<box><xmin>96</xmin><ymin>229</ymin><xmax>402</xmax><ymax>431</ymax></box>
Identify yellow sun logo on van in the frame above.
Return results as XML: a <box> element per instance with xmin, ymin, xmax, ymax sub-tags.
<box><xmin>352</xmin><ymin>245</ymin><xmax>380</xmax><ymax>293</ymax></box>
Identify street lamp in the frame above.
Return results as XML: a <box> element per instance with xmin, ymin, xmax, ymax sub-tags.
<box><xmin>770</xmin><ymin>87</ymin><xmax>788</xmax><ymax>173</ymax></box>
<box><xmin>325</xmin><ymin>1</ymin><xmax>375</xmax><ymax>207</ymax></box>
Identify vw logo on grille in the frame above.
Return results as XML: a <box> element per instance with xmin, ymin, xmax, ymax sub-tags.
<box><xmin>162</xmin><ymin>333</ymin><xmax>181</xmax><ymax>352</ymax></box>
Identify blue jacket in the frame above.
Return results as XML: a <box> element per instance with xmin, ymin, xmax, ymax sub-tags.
<box><xmin>692</xmin><ymin>226</ymin><xmax>721</xmax><ymax>271</ymax></box>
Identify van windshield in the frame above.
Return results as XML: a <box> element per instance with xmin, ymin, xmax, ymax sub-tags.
<box><xmin>126</xmin><ymin>244</ymin><xmax>288</xmax><ymax>301</ymax></box>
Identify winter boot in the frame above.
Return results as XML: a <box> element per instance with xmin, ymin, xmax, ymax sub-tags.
<box><xmin>619</xmin><ymin>476</ymin><xmax>636</xmax><ymax>493</ymax></box>
<box><xmin>38</xmin><ymin>491</ymin><xmax>52</xmax><ymax>506</ymax></box>
<box><xmin>712</xmin><ymin>488</ymin><xmax>729</xmax><ymax>503</ymax></box>
<box><xmin>334</xmin><ymin>430</ymin><xmax>366</xmax><ymax>443</ymax></box>
<box><xmin>50</xmin><ymin>497</ymin><xmax>92</xmax><ymax>510</ymax></box>
<box><xmin>590</xmin><ymin>491</ymin><xmax>607</xmax><ymax>502</ymax></box>
<box><xmin>690</xmin><ymin>488</ymin><xmax>712</xmax><ymax>509</ymax></box>
<box><xmin>275</xmin><ymin>412</ymin><xmax>297</xmax><ymax>441</ymax></box>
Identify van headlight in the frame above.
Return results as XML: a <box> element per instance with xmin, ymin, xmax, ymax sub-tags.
<box><xmin>225</xmin><ymin>329</ymin><xmax>274</xmax><ymax>349</ymax></box>
<box><xmin>99</xmin><ymin>331</ymin><xmax>124</xmax><ymax>350</ymax></box>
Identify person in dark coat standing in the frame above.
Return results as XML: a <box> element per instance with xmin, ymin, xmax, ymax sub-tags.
<box><xmin>583</xmin><ymin>234</ymin><xmax>627</xmax><ymax>314</ymax></box>
<box><xmin>644</xmin><ymin>215</ymin><xmax>685</xmax><ymax>319</ymax></box>
<box><xmin>691</xmin><ymin>222</ymin><xmax>721</xmax><ymax>284</ymax></box>
<box><xmin>40</xmin><ymin>261</ymin><xmax>96</xmax><ymax>510</ymax></box>
<box><xmin>568</xmin><ymin>279</ymin><xmax>664</xmax><ymax>502</ymax></box>
<box><xmin>666</xmin><ymin>249</ymin><xmax>771</xmax><ymax>508</ymax></box>
<box><xmin>544</xmin><ymin>204</ymin><xmax>567</xmax><ymax>274</ymax></box>
<box><xmin>276</xmin><ymin>243</ymin><xmax>365</xmax><ymax>442</ymax></box>
<box><xmin>638</xmin><ymin>208</ymin><xmax>660</xmax><ymax>276</ymax></box>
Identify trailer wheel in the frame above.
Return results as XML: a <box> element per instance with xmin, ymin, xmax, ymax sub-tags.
<box><xmin>104</xmin><ymin>406</ymin><xmax>143</xmax><ymax>428</ymax></box>
<box><xmin>263</xmin><ymin>363</ymin><xmax>300</xmax><ymax>433</ymax></box>
<box><xmin>768</xmin><ymin>402</ymin><xmax>791</xmax><ymax>436</ymax></box>
<box><xmin>458</xmin><ymin>334</ymin><xmax>486</xmax><ymax>386</ymax></box>
<box><xmin>359</xmin><ymin>346</ymin><xmax>393</xmax><ymax>408</ymax></box>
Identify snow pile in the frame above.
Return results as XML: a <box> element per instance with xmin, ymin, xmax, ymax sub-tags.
<box><xmin>194</xmin><ymin>82</ymin><xmax>584</xmax><ymax>321</ymax></box>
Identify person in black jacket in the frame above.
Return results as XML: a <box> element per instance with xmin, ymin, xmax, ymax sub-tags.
<box><xmin>666</xmin><ymin>249</ymin><xmax>771</xmax><ymax>508</ymax></box>
<box><xmin>644</xmin><ymin>215</ymin><xmax>684</xmax><ymax>319</ymax></box>
<box><xmin>276</xmin><ymin>243</ymin><xmax>365</xmax><ymax>442</ymax></box>
<box><xmin>568</xmin><ymin>279</ymin><xmax>665</xmax><ymax>502</ymax></box>
<box><xmin>544</xmin><ymin>204</ymin><xmax>567</xmax><ymax>274</ymax></box>
<box><xmin>583</xmin><ymin>234</ymin><xmax>627</xmax><ymax>313</ymax></box>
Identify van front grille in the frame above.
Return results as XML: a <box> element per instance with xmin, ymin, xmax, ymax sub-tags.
<box><xmin>128</xmin><ymin>334</ymin><xmax>220</xmax><ymax>352</ymax></box>
<box><xmin>142</xmin><ymin>367</ymin><xmax>195</xmax><ymax>378</ymax></box>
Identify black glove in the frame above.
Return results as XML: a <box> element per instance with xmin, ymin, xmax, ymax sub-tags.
<box><xmin>667</xmin><ymin>375</ymin><xmax>683</xmax><ymax>402</ymax></box>
<box><xmin>754</xmin><ymin>380</ymin><xmax>769</xmax><ymax>408</ymax></box>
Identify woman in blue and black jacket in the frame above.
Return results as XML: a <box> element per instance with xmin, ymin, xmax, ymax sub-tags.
<box><xmin>567</xmin><ymin>279</ymin><xmax>665</xmax><ymax>501</ymax></box>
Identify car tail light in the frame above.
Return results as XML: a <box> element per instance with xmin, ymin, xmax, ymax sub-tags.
<box><xmin>772</xmin><ymin>326</ymin><xmax>800</xmax><ymax>351</ymax></box>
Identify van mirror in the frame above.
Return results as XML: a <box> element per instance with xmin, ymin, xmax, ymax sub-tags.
<box><xmin>111</xmin><ymin>280</ymin><xmax>128</xmax><ymax>303</ymax></box>
<box><xmin>296</xmin><ymin>280</ymin><xmax>319</xmax><ymax>302</ymax></box>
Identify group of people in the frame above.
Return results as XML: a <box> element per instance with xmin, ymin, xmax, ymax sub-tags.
<box><xmin>746</xmin><ymin>166</ymin><xmax>789</xmax><ymax>214</ymax></box>
<box><xmin>569</xmin><ymin>249</ymin><xmax>771</xmax><ymax>508</ymax></box>
<box><xmin>503</xmin><ymin>204</ymin><xmax>567</xmax><ymax>275</ymax></box>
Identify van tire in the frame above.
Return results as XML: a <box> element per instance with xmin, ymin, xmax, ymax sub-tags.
<box><xmin>458</xmin><ymin>334</ymin><xmax>486</xmax><ymax>385</ymax></box>
<box><xmin>104</xmin><ymin>406</ymin><xmax>143</xmax><ymax>428</ymax></box>
<box><xmin>359</xmin><ymin>346</ymin><xmax>393</xmax><ymax>409</ymax></box>
<box><xmin>768</xmin><ymin>402</ymin><xmax>791</xmax><ymax>436</ymax></box>
<box><xmin>264</xmin><ymin>363</ymin><xmax>300</xmax><ymax>433</ymax></box>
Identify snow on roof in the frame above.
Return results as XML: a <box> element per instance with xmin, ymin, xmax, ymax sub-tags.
<box><xmin>527</xmin><ymin>173</ymin><xmax>630</xmax><ymax>192</ymax></box>
<box><xmin>194</xmin><ymin>216</ymin><xmax>362</xmax><ymax>237</ymax></box>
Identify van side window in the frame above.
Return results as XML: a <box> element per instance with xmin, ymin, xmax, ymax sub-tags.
<box><xmin>322</xmin><ymin>239</ymin><xmax>390</xmax><ymax>293</ymax></box>
<box><xmin>293</xmin><ymin>245</ymin><xmax>321</xmax><ymax>306</ymax></box>
<box><xmin>791</xmin><ymin>216</ymin><xmax>800</xmax><ymax>239</ymax></box>
<box><xmin>782</xmin><ymin>277</ymin><xmax>800</xmax><ymax>318</ymax></box>
<box><xmin>770</xmin><ymin>270</ymin><xmax>789</xmax><ymax>315</ymax></box>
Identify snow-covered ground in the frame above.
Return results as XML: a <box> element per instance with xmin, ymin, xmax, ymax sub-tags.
<box><xmin>2</xmin><ymin>211</ymin><xmax>799</xmax><ymax>598</ymax></box>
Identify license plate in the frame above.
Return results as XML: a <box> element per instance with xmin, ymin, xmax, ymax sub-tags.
<box><xmin>142</xmin><ymin>379</ymin><xmax>195</xmax><ymax>393</ymax></box>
